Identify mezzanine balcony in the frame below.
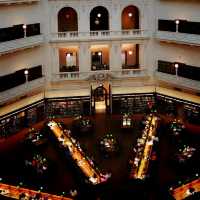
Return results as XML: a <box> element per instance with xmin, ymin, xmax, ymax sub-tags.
<box><xmin>52</xmin><ymin>68</ymin><xmax>148</xmax><ymax>82</ymax></box>
<box><xmin>0</xmin><ymin>34</ymin><xmax>44</xmax><ymax>55</ymax></box>
<box><xmin>155</xmin><ymin>71</ymin><xmax>200</xmax><ymax>91</ymax></box>
<box><xmin>0</xmin><ymin>0</ymin><xmax>39</xmax><ymax>4</ymax></box>
<box><xmin>156</xmin><ymin>31</ymin><xmax>200</xmax><ymax>46</ymax></box>
<box><xmin>0</xmin><ymin>76</ymin><xmax>45</xmax><ymax>104</ymax></box>
<box><xmin>50</xmin><ymin>29</ymin><xmax>150</xmax><ymax>42</ymax></box>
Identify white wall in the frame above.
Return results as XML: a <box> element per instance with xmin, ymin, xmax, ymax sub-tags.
<box><xmin>0</xmin><ymin>4</ymin><xmax>41</xmax><ymax>28</ymax></box>
<box><xmin>0</xmin><ymin>46</ymin><xmax>44</xmax><ymax>76</ymax></box>
<box><xmin>155</xmin><ymin>0</ymin><xmax>200</xmax><ymax>70</ymax></box>
<box><xmin>0</xmin><ymin>0</ymin><xmax>199</xmax><ymax>95</ymax></box>
<box><xmin>155</xmin><ymin>41</ymin><xmax>200</xmax><ymax>67</ymax></box>
<box><xmin>156</xmin><ymin>0</ymin><xmax>200</xmax><ymax>22</ymax></box>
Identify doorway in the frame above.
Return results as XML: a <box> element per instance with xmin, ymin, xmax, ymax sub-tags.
<box><xmin>91</xmin><ymin>84</ymin><xmax>111</xmax><ymax>114</ymax></box>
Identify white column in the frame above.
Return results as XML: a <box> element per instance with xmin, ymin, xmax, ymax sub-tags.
<box><xmin>79</xmin><ymin>43</ymin><xmax>91</xmax><ymax>72</ymax></box>
<box><xmin>42</xmin><ymin>45</ymin><xmax>52</xmax><ymax>83</ymax></box>
<box><xmin>109</xmin><ymin>42</ymin><xmax>122</xmax><ymax>71</ymax></box>
<box><xmin>79</xmin><ymin>3</ymin><xmax>90</xmax><ymax>32</ymax></box>
<box><xmin>50</xmin><ymin>47</ymin><xmax>60</xmax><ymax>82</ymax></box>
<box><xmin>51</xmin><ymin>6</ymin><xmax>59</xmax><ymax>33</ymax></box>
<box><xmin>139</xmin><ymin>43</ymin><xmax>144</xmax><ymax>68</ymax></box>
<box><xmin>142</xmin><ymin>40</ymin><xmax>155</xmax><ymax>77</ymax></box>
<box><xmin>110</xmin><ymin>3</ymin><xmax>121</xmax><ymax>31</ymax></box>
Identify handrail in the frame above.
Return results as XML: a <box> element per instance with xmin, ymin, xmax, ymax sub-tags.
<box><xmin>155</xmin><ymin>71</ymin><xmax>200</xmax><ymax>91</ymax></box>
<box><xmin>0</xmin><ymin>35</ymin><xmax>44</xmax><ymax>55</ymax></box>
<box><xmin>0</xmin><ymin>77</ymin><xmax>45</xmax><ymax>104</ymax></box>
<box><xmin>156</xmin><ymin>31</ymin><xmax>200</xmax><ymax>46</ymax></box>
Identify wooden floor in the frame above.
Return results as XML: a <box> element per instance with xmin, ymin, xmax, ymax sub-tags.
<box><xmin>0</xmin><ymin>113</ymin><xmax>200</xmax><ymax>200</ymax></box>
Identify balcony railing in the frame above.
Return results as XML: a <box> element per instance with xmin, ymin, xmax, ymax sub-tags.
<box><xmin>0</xmin><ymin>77</ymin><xmax>45</xmax><ymax>104</ymax></box>
<box><xmin>0</xmin><ymin>0</ymin><xmax>39</xmax><ymax>4</ymax></box>
<box><xmin>51</xmin><ymin>29</ymin><xmax>150</xmax><ymax>42</ymax></box>
<box><xmin>112</xmin><ymin>68</ymin><xmax>147</xmax><ymax>78</ymax></box>
<box><xmin>155</xmin><ymin>71</ymin><xmax>200</xmax><ymax>91</ymax></box>
<box><xmin>156</xmin><ymin>31</ymin><xmax>200</xmax><ymax>46</ymax></box>
<box><xmin>53</xmin><ymin>68</ymin><xmax>148</xmax><ymax>82</ymax></box>
<box><xmin>0</xmin><ymin>35</ymin><xmax>44</xmax><ymax>55</ymax></box>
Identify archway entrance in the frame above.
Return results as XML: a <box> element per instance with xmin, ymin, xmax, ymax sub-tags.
<box><xmin>91</xmin><ymin>83</ymin><xmax>111</xmax><ymax>114</ymax></box>
<box><xmin>58</xmin><ymin>7</ymin><xmax>78</xmax><ymax>32</ymax></box>
<box><xmin>90</xmin><ymin>6</ymin><xmax>109</xmax><ymax>31</ymax></box>
<box><xmin>121</xmin><ymin>5</ymin><xmax>139</xmax><ymax>30</ymax></box>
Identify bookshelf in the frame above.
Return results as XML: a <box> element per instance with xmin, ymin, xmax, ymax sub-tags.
<box><xmin>46</xmin><ymin>97</ymin><xmax>90</xmax><ymax>118</ymax></box>
<box><xmin>156</xmin><ymin>94</ymin><xmax>200</xmax><ymax>125</ymax></box>
<box><xmin>184</xmin><ymin>104</ymin><xmax>200</xmax><ymax>125</ymax></box>
<box><xmin>0</xmin><ymin>101</ymin><xmax>45</xmax><ymax>138</ymax></box>
<box><xmin>112</xmin><ymin>93</ymin><xmax>155</xmax><ymax>114</ymax></box>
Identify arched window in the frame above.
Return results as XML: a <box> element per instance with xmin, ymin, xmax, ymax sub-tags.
<box><xmin>90</xmin><ymin>6</ymin><xmax>109</xmax><ymax>31</ymax></box>
<box><xmin>58</xmin><ymin>7</ymin><xmax>78</xmax><ymax>32</ymax></box>
<box><xmin>121</xmin><ymin>5</ymin><xmax>139</xmax><ymax>30</ymax></box>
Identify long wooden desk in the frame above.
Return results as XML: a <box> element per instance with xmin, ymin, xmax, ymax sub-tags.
<box><xmin>0</xmin><ymin>183</ymin><xmax>72</xmax><ymax>200</ymax></box>
<box><xmin>171</xmin><ymin>178</ymin><xmax>200</xmax><ymax>200</ymax></box>
<box><xmin>47</xmin><ymin>121</ymin><xmax>107</xmax><ymax>185</ymax></box>
<box><xmin>130</xmin><ymin>115</ymin><xmax>158</xmax><ymax>179</ymax></box>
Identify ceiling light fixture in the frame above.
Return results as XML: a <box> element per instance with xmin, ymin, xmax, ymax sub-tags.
<box><xmin>175</xmin><ymin>20</ymin><xmax>180</xmax><ymax>25</ymax></box>
<box><xmin>22</xmin><ymin>24</ymin><xmax>27</xmax><ymax>29</ymax></box>
<box><xmin>66</xmin><ymin>14</ymin><xmax>70</xmax><ymax>19</ymax></box>
<box><xmin>24</xmin><ymin>69</ymin><xmax>29</xmax><ymax>75</ymax></box>
<box><xmin>128</xmin><ymin>13</ymin><xmax>133</xmax><ymax>17</ymax></box>
<box><xmin>95</xmin><ymin>18</ymin><xmax>100</xmax><ymax>25</ymax></box>
<box><xmin>174</xmin><ymin>63</ymin><xmax>179</xmax><ymax>69</ymax></box>
<box><xmin>128</xmin><ymin>50</ymin><xmax>133</xmax><ymax>55</ymax></box>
